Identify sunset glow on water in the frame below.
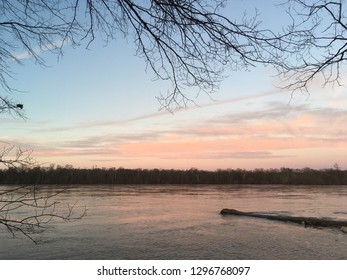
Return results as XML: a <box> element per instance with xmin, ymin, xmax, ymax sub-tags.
<box><xmin>1</xmin><ymin>185</ymin><xmax>346</xmax><ymax>260</ymax></box>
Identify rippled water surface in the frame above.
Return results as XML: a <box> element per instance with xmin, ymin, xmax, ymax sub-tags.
<box><xmin>1</xmin><ymin>184</ymin><xmax>347</xmax><ymax>259</ymax></box>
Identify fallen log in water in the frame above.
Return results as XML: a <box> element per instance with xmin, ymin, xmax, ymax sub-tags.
<box><xmin>220</xmin><ymin>208</ymin><xmax>347</xmax><ymax>232</ymax></box>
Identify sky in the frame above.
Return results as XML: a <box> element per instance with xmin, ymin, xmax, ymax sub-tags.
<box><xmin>2</xmin><ymin>1</ymin><xmax>347</xmax><ymax>171</ymax></box>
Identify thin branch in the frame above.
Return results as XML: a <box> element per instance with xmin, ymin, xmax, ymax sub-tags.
<box><xmin>0</xmin><ymin>184</ymin><xmax>86</xmax><ymax>243</ymax></box>
<box><xmin>275</xmin><ymin>0</ymin><xmax>347</xmax><ymax>93</ymax></box>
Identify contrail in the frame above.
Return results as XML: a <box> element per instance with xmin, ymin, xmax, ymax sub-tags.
<box><xmin>33</xmin><ymin>88</ymin><xmax>284</xmax><ymax>132</ymax></box>
<box><xmin>102</xmin><ymin>89</ymin><xmax>284</xmax><ymax>125</ymax></box>
<box><xmin>125</xmin><ymin>88</ymin><xmax>285</xmax><ymax>121</ymax></box>
<box><xmin>198</xmin><ymin>88</ymin><xmax>284</xmax><ymax>108</ymax></box>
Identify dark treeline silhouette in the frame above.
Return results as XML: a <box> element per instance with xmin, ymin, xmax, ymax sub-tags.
<box><xmin>1</xmin><ymin>165</ymin><xmax>347</xmax><ymax>185</ymax></box>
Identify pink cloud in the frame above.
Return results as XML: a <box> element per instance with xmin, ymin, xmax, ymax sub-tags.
<box><xmin>6</xmin><ymin>95</ymin><xmax>347</xmax><ymax>170</ymax></box>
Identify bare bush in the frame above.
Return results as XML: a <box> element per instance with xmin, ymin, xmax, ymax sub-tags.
<box><xmin>0</xmin><ymin>185</ymin><xmax>86</xmax><ymax>243</ymax></box>
<box><xmin>0</xmin><ymin>145</ymin><xmax>85</xmax><ymax>243</ymax></box>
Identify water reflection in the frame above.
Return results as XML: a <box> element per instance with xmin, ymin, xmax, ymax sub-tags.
<box><xmin>0</xmin><ymin>184</ymin><xmax>346</xmax><ymax>259</ymax></box>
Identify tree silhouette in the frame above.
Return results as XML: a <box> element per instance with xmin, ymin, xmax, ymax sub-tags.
<box><xmin>0</xmin><ymin>0</ymin><xmax>305</xmax><ymax>112</ymax></box>
<box><xmin>1</xmin><ymin>0</ymin><xmax>347</xmax><ymax>110</ymax></box>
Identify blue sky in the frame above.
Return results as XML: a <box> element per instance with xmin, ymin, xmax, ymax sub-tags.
<box><xmin>2</xmin><ymin>1</ymin><xmax>347</xmax><ymax>170</ymax></box>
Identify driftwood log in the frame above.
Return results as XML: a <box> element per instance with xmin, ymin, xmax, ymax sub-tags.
<box><xmin>220</xmin><ymin>209</ymin><xmax>347</xmax><ymax>232</ymax></box>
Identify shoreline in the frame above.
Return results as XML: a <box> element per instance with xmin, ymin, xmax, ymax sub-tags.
<box><xmin>1</xmin><ymin>166</ymin><xmax>347</xmax><ymax>185</ymax></box>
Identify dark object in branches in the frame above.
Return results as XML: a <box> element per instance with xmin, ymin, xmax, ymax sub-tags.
<box><xmin>0</xmin><ymin>96</ymin><xmax>26</xmax><ymax>118</ymax></box>
<box><xmin>220</xmin><ymin>208</ymin><xmax>347</xmax><ymax>232</ymax></box>
<box><xmin>0</xmin><ymin>185</ymin><xmax>86</xmax><ymax>243</ymax></box>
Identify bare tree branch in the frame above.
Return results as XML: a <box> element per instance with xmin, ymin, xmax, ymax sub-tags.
<box><xmin>0</xmin><ymin>0</ymin><xmax>284</xmax><ymax>112</ymax></box>
<box><xmin>0</xmin><ymin>95</ymin><xmax>26</xmax><ymax>118</ymax></box>
<box><xmin>0</xmin><ymin>145</ymin><xmax>86</xmax><ymax>243</ymax></box>
<box><xmin>1</xmin><ymin>0</ymin><xmax>345</xmax><ymax>111</ymax></box>
<box><xmin>274</xmin><ymin>0</ymin><xmax>347</xmax><ymax>93</ymax></box>
<box><xmin>0</xmin><ymin>145</ymin><xmax>36</xmax><ymax>168</ymax></box>
<box><xmin>0</xmin><ymin>185</ymin><xmax>86</xmax><ymax>243</ymax></box>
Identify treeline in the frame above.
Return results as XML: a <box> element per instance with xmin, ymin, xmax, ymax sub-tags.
<box><xmin>1</xmin><ymin>165</ymin><xmax>347</xmax><ymax>185</ymax></box>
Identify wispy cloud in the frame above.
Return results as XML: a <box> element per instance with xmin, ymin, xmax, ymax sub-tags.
<box><xmin>7</xmin><ymin>88</ymin><xmax>347</xmax><ymax>169</ymax></box>
<box><xmin>13</xmin><ymin>38</ymin><xmax>69</xmax><ymax>62</ymax></box>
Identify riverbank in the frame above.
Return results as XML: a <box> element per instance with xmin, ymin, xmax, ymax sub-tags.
<box><xmin>1</xmin><ymin>166</ymin><xmax>347</xmax><ymax>185</ymax></box>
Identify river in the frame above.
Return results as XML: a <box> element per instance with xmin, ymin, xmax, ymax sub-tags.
<box><xmin>1</xmin><ymin>184</ymin><xmax>346</xmax><ymax>259</ymax></box>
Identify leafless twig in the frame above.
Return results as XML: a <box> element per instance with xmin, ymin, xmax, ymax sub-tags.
<box><xmin>0</xmin><ymin>185</ymin><xmax>86</xmax><ymax>243</ymax></box>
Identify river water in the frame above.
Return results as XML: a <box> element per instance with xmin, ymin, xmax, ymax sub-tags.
<box><xmin>1</xmin><ymin>184</ymin><xmax>347</xmax><ymax>259</ymax></box>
